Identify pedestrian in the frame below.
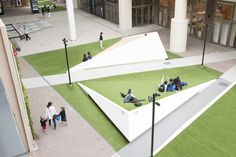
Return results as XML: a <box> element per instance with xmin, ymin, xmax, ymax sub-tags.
<box><xmin>40</xmin><ymin>116</ymin><xmax>47</xmax><ymax>134</ymax></box>
<box><xmin>59</xmin><ymin>107</ymin><xmax>67</xmax><ymax>126</ymax></box>
<box><xmin>46</xmin><ymin>103</ymin><xmax>51</xmax><ymax>127</ymax></box>
<box><xmin>41</xmin><ymin>7</ymin><xmax>45</xmax><ymax>17</ymax></box>
<box><xmin>24</xmin><ymin>25</ymin><xmax>31</xmax><ymax>41</ymax></box>
<box><xmin>46</xmin><ymin>101</ymin><xmax>58</xmax><ymax>130</ymax></box>
<box><xmin>99</xmin><ymin>32</ymin><xmax>104</xmax><ymax>49</ymax></box>
<box><xmin>25</xmin><ymin>33</ymin><xmax>31</xmax><ymax>41</ymax></box>
<box><xmin>53</xmin><ymin>3</ymin><xmax>57</xmax><ymax>10</ymax></box>
<box><xmin>87</xmin><ymin>52</ymin><xmax>92</xmax><ymax>59</ymax></box>
<box><xmin>47</xmin><ymin>6</ymin><xmax>51</xmax><ymax>17</ymax></box>
<box><xmin>43</xmin><ymin>4</ymin><xmax>46</xmax><ymax>10</ymax></box>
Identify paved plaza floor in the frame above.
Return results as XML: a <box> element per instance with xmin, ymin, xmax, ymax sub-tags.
<box><xmin>2</xmin><ymin>8</ymin><xmax>236</xmax><ymax>157</ymax></box>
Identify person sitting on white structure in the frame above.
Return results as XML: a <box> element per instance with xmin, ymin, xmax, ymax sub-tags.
<box><xmin>120</xmin><ymin>89</ymin><xmax>145</xmax><ymax>106</ymax></box>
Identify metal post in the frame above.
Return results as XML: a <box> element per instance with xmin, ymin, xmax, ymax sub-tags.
<box><xmin>201</xmin><ymin>23</ymin><xmax>208</xmax><ymax>67</ymax></box>
<box><xmin>151</xmin><ymin>93</ymin><xmax>156</xmax><ymax>157</ymax></box>
<box><xmin>63</xmin><ymin>38</ymin><xmax>72</xmax><ymax>85</ymax></box>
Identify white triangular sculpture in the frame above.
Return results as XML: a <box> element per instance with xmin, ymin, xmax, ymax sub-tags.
<box><xmin>78</xmin><ymin>80</ymin><xmax>215</xmax><ymax>142</ymax></box>
<box><xmin>70</xmin><ymin>32</ymin><xmax>167</xmax><ymax>72</ymax></box>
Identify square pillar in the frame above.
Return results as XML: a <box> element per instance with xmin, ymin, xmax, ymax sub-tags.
<box><xmin>119</xmin><ymin>0</ymin><xmax>132</xmax><ymax>30</ymax></box>
<box><xmin>169</xmin><ymin>0</ymin><xmax>188</xmax><ymax>53</ymax></box>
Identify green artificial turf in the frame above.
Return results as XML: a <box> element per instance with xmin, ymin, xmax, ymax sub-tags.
<box><xmin>82</xmin><ymin>65</ymin><xmax>222</xmax><ymax>111</ymax></box>
<box><xmin>155</xmin><ymin>85</ymin><xmax>236</xmax><ymax>157</ymax></box>
<box><xmin>38</xmin><ymin>0</ymin><xmax>53</xmax><ymax>6</ymax></box>
<box><xmin>166</xmin><ymin>51</ymin><xmax>182</xmax><ymax>60</ymax></box>
<box><xmin>38</xmin><ymin>0</ymin><xmax>66</xmax><ymax>12</ymax></box>
<box><xmin>24</xmin><ymin>38</ymin><xmax>120</xmax><ymax>75</ymax></box>
<box><xmin>54</xmin><ymin>83</ymin><xmax>129</xmax><ymax>151</ymax></box>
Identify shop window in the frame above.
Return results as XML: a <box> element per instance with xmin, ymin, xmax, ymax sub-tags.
<box><xmin>234</xmin><ymin>7</ymin><xmax>236</xmax><ymax>21</ymax></box>
<box><xmin>160</xmin><ymin>0</ymin><xmax>168</xmax><ymax>7</ymax></box>
<box><xmin>215</xmin><ymin>2</ymin><xmax>234</xmax><ymax>20</ymax></box>
<box><xmin>133</xmin><ymin>0</ymin><xmax>152</xmax><ymax>6</ymax></box>
<box><xmin>229</xmin><ymin>24</ymin><xmax>236</xmax><ymax>47</ymax></box>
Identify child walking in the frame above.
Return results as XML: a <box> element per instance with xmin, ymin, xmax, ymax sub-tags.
<box><xmin>40</xmin><ymin>116</ymin><xmax>47</xmax><ymax>134</ymax></box>
<box><xmin>59</xmin><ymin>107</ymin><xmax>67</xmax><ymax>126</ymax></box>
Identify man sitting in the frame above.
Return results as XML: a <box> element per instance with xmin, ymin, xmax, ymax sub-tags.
<box><xmin>158</xmin><ymin>81</ymin><xmax>168</xmax><ymax>92</ymax></box>
<box><xmin>120</xmin><ymin>89</ymin><xmax>144</xmax><ymax>106</ymax></box>
<box><xmin>174</xmin><ymin>76</ymin><xmax>187</xmax><ymax>90</ymax></box>
<box><xmin>167</xmin><ymin>78</ymin><xmax>176</xmax><ymax>92</ymax></box>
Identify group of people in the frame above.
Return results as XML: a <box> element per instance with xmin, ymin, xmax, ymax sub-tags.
<box><xmin>41</xmin><ymin>4</ymin><xmax>57</xmax><ymax>17</ymax></box>
<box><xmin>158</xmin><ymin>76</ymin><xmax>187</xmax><ymax>92</ymax></box>
<box><xmin>82</xmin><ymin>52</ymin><xmax>92</xmax><ymax>62</ymax></box>
<box><xmin>81</xmin><ymin>32</ymin><xmax>104</xmax><ymax>62</ymax></box>
<box><xmin>40</xmin><ymin>101</ymin><xmax>67</xmax><ymax>134</ymax></box>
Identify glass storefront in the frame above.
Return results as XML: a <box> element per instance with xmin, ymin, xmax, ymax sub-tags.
<box><xmin>105</xmin><ymin>0</ymin><xmax>118</xmax><ymax>24</ymax></box>
<box><xmin>186</xmin><ymin>0</ymin><xmax>236</xmax><ymax>48</ymax></box>
<box><xmin>213</xmin><ymin>1</ymin><xmax>235</xmax><ymax>46</ymax></box>
<box><xmin>188</xmin><ymin>0</ymin><xmax>207</xmax><ymax>39</ymax></box>
<box><xmin>158</xmin><ymin>0</ymin><xmax>175</xmax><ymax>27</ymax></box>
<box><xmin>80</xmin><ymin>0</ymin><xmax>119</xmax><ymax>24</ymax></box>
<box><xmin>132</xmin><ymin>0</ymin><xmax>154</xmax><ymax>26</ymax></box>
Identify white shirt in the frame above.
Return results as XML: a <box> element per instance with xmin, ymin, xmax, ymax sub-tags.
<box><xmin>46</xmin><ymin>106</ymin><xmax>58</xmax><ymax>119</ymax></box>
<box><xmin>46</xmin><ymin>108</ymin><xmax>52</xmax><ymax>119</ymax></box>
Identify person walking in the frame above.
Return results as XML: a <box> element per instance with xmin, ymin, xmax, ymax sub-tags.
<box><xmin>24</xmin><ymin>25</ymin><xmax>31</xmax><ymax>41</ymax></box>
<box><xmin>99</xmin><ymin>32</ymin><xmax>104</xmax><ymax>49</ymax></box>
<box><xmin>59</xmin><ymin>107</ymin><xmax>67</xmax><ymax>126</ymax></box>
<box><xmin>25</xmin><ymin>33</ymin><xmax>31</xmax><ymax>41</ymax></box>
<box><xmin>47</xmin><ymin>6</ymin><xmax>51</xmax><ymax>17</ymax></box>
<box><xmin>41</xmin><ymin>7</ymin><xmax>45</xmax><ymax>17</ymax></box>
<box><xmin>40</xmin><ymin>116</ymin><xmax>48</xmax><ymax>134</ymax></box>
<box><xmin>46</xmin><ymin>101</ymin><xmax>58</xmax><ymax>130</ymax></box>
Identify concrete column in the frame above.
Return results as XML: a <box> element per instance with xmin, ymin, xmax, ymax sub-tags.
<box><xmin>66</xmin><ymin>0</ymin><xmax>77</xmax><ymax>41</ymax></box>
<box><xmin>119</xmin><ymin>0</ymin><xmax>132</xmax><ymax>30</ymax></box>
<box><xmin>0</xmin><ymin>20</ymin><xmax>35</xmax><ymax>154</ymax></box>
<box><xmin>170</xmin><ymin>0</ymin><xmax>188</xmax><ymax>53</ymax></box>
<box><xmin>205</xmin><ymin>0</ymin><xmax>217</xmax><ymax>42</ymax></box>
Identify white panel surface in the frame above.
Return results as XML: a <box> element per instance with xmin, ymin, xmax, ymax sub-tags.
<box><xmin>70</xmin><ymin>32</ymin><xmax>167</xmax><ymax>72</ymax></box>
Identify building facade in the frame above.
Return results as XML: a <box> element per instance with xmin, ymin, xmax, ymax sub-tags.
<box><xmin>78</xmin><ymin>0</ymin><xmax>236</xmax><ymax>50</ymax></box>
<box><xmin>0</xmin><ymin>19</ymin><xmax>36</xmax><ymax>157</ymax></box>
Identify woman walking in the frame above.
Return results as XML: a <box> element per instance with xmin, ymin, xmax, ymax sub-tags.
<box><xmin>46</xmin><ymin>101</ymin><xmax>58</xmax><ymax>130</ymax></box>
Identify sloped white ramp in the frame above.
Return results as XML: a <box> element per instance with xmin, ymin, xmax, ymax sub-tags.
<box><xmin>71</xmin><ymin>32</ymin><xmax>167</xmax><ymax>72</ymax></box>
<box><xmin>78</xmin><ymin>80</ymin><xmax>215</xmax><ymax>141</ymax></box>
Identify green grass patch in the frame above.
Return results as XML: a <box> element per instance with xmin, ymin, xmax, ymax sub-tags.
<box><xmin>37</xmin><ymin>0</ymin><xmax>66</xmax><ymax>12</ymax></box>
<box><xmin>24</xmin><ymin>38</ymin><xmax>120</xmax><ymax>76</ymax></box>
<box><xmin>38</xmin><ymin>0</ymin><xmax>53</xmax><ymax>6</ymax></box>
<box><xmin>82</xmin><ymin>65</ymin><xmax>221</xmax><ymax>111</ymax></box>
<box><xmin>166</xmin><ymin>51</ymin><xmax>182</xmax><ymax>60</ymax></box>
<box><xmin>54</xmin><ymin>83</ymin><xmax>129</xmax><ymax>151</ymax></box>
<box><xmin>155</xmin><ymin>85</ymin><xmax>236</xmax><ymax>157</ymax></box>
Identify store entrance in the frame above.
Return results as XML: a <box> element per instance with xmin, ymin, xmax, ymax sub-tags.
<box><xmin>157</xmin><ymin>0</ymin><xmax>175</xmax><ymax>28</ymax></box>
<box><xmin>90</xmin><ymin>0</ymin><xmax>105</xmax><ymax>18</ymax></box>
<box><xmin>132</xmin><ymin>5</ymin><xmax>153</xmax><ymax>26</ymax></box>
<box><xmin>158</xmin><ymin>6</ymin><xmax>169</xmax><ymax>27</ymax></box>
<box><xmin>212</xmin><ymin>19</ymin><xmax>231</xmax><ymax>46</ymax></box>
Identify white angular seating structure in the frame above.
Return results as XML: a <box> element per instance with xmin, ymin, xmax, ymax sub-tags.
<box><xmin>78</xmin><ymin>81</ymin><xmax>215</xmax><ymax>142</ymax></box>
<box><xmin>70</xmin><ymin>32</ymin><xmax>223</xmax><ymax>142</ymax></box>
<box><xmin>70</xmin><ymin>32</ymin><xmax>168</xmax><ymax>72</ymax></box>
